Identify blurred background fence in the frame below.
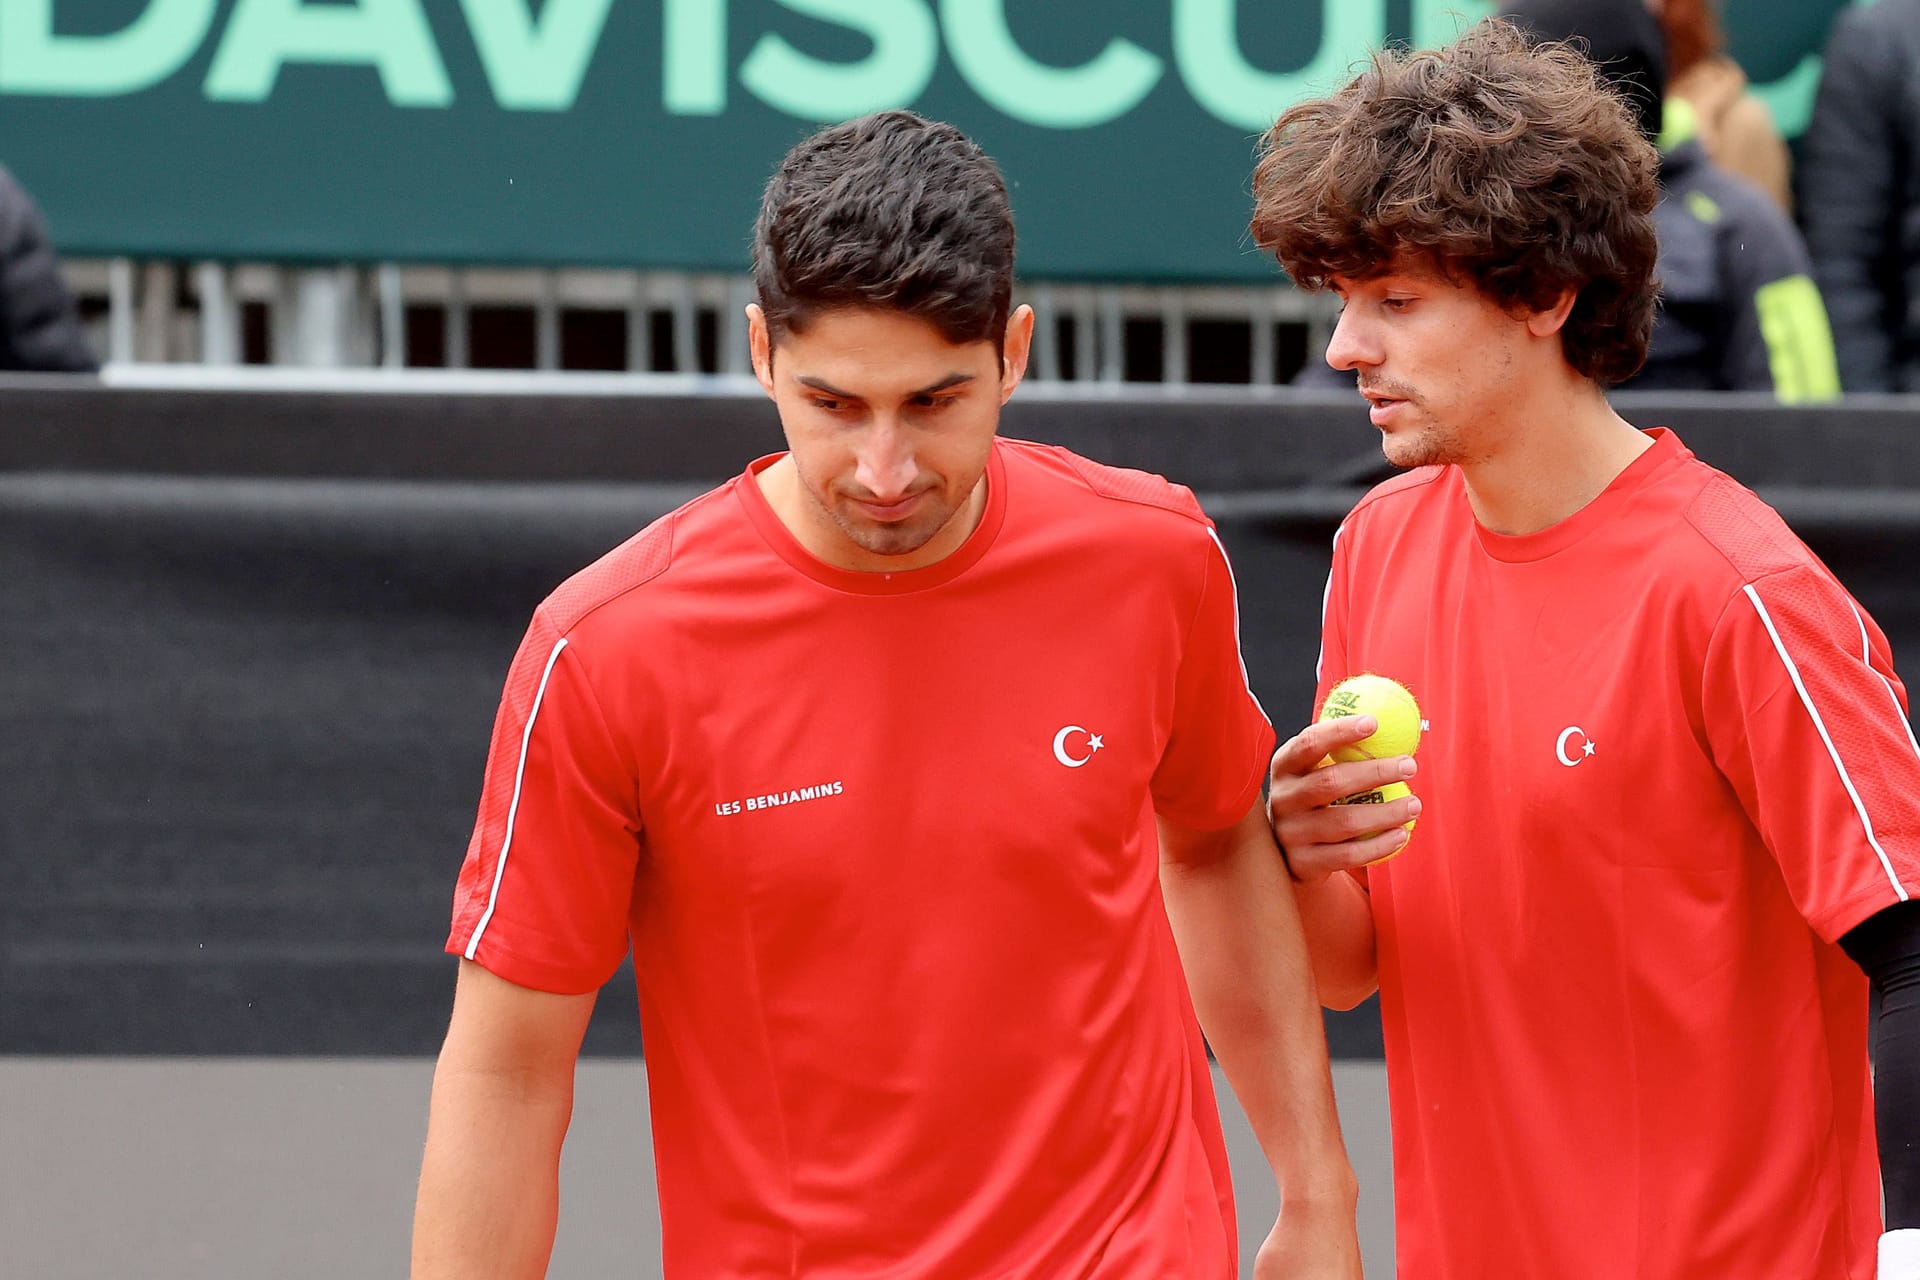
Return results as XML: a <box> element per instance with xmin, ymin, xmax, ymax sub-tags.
<box><xmin>17</xmin><ymin>0</ymin><xmax>1855</xmax><ymax>374</ymax></box>
<box><xmin>8</xmin><ymin>379</ymin><xmax>1920</xmax><ymax>1060</ymax></box>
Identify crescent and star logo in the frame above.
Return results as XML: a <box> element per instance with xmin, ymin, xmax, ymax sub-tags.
<box><xmin>1555</xmin><ymin>726</ymin><xmax>1598</xmax><ymax>768</ymax></box>
<box><xmin>1052</xmin><ymin>725</ymin><xmax>1106</xmax><ymax>768</ymax></box>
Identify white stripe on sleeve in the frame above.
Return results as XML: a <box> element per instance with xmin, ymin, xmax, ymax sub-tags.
<box><xmin>1204</xmin><ymin>526</ymin><xmax>1269</xmax><ymax>726</ymax></box>
<box><xmin>1853</xmin><ymin>599</ymin><xmax>1920</xmax><ymax>764</ymax></box>
<box><xmin>465</xmin><ymin>636</ymin><xmax>572</xmax><ymax>959</ymax></box>
<box><xmin>1743</xmin><ymin>585</ymin><xmax>1909</xmax><ymax>903</ymax></box>
<box><xmin>1315</xmin><ymin>524</ymin><xmax>1346</xmax><ymax>687</ymax></box>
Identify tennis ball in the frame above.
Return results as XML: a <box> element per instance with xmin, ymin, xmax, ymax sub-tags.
<box><xmin>1331</xmin><ymin>780</ymin><xmax>1417</xmax><ymax>859</ymax></box>
<box><xmin>1320</xmin><ymin>674</ymin><xmax>1422</xmax><ymax>764</ymax></box>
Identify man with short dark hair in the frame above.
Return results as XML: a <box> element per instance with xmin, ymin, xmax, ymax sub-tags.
<box><xmin>1253</xmin><ymin>21</ymin><xmax>1920</xmax><ymax>1280</ymax></box>
<box><xmin>411</xmin><ymin>111</ymin><xmax>1362</xmax><ymax>1279</ymax></box>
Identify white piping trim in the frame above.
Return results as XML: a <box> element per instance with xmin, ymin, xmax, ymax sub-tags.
<box><xmin>465</xmin><ymin>637</ymin><xmax>572</xmax><ymax>959</ymax></box>
<box><xmin>1743</xmin><ymin>585</ymin><xmax>1909</xmax><ymax>903</ymax></box>
<box><xmin>1315</xmin><ymin>524</ymin><xmax>1345</xmax><ymax>687</ymax></box>
<box><xmin>1205</xmin><ymin>526</ymin><xmax>1269</xmax><ymax>725</ymax></box>
<box><xmin>1853</xmin><ymin>599</ymin><xmax>1920</xmax><ymax>764</ymax></box>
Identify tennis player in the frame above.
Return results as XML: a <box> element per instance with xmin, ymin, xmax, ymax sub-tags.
<box><xmin>1254</xmin><ymin>21</ymin><xmax>1920</xmax><ymax>1280</ymax></box>
<box><xmin>410</xmin><ymin>111</ymin><xmax>1361</xmax><ymax>1278</ymax></box>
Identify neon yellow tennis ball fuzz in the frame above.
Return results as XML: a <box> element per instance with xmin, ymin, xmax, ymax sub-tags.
<box><xmin>1320</xmin><ymin>674</ymin><xmax>1422</xmax><ymax>764</ymax></box>
<box><xmin>1331</xmin><ymin>781</ymin><xmax>1417</xmax><ymax>858</ymax></box>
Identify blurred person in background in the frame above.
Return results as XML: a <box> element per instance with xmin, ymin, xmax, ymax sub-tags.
<box><xmin>1801</xmin><ymin>0</ymin><xmax>1920</xmax><ymax>393</ymax></box>
<box><xmin>0</xmin><ymin>165</ymin><xmax>96</xmax><ymax>373</ymax></box>
<box><xmin>1504</xmin><ymin>0</ymin><xmax>1838</xmax><ymax>402</ymax></box>
<box><xmin>1647</xmin><ymin>0</ymin><xmax>1793</xmax><ymax>213</ymax></box>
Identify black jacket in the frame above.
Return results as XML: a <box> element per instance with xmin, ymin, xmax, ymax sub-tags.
<box><xmin>0</xmin><ymin>165</ymin><xmax>96</xmax><ymax>373</ymax></box>
<box><xmin>1635</xmin><ymin>139</ymin><xmax>1837</xmax><ymax>399</ymax></box>
<box><xmin>1800</xmin><ymin>0</ymin><xmax>1920</xmax><ymax>392</ymax></box>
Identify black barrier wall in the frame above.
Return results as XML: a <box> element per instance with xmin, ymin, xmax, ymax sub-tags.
<box><xmin>6</xmin><ymin>380</ymin><xmax>1920</xmax><ymax>1057</ymax></box>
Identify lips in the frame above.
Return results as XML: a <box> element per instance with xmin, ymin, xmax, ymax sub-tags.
<box><xmin>1363</xmin><ymin>393</ymin><xmax>1407</xmax><ymax>427</ymax></box>
<box><xmin>850</xmin><ymin>492</ymin><xmax>926</xmax><ymax>522</ymax></box>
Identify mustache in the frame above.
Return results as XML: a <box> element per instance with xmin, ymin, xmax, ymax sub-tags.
<box><xmin>1358</xmin><ymin>379</ymin><xmax>1418</xmax><ymax>401</ymax></box>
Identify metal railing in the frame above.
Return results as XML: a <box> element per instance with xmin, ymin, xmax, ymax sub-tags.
<box><xmin>64</xmin><ymin>259</ymin><xmax>1338</xmax><ymax>387</ymax></box>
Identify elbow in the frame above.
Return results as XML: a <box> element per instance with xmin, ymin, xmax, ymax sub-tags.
<box><xmin>1318</xmin><ymin>980</ymin><xmax>1378</xmax><ymax>1013</ymax></box>
<box><xmin>1310</xmin><ymin>962</ymin><xmax>1379</xmax><ymax>1012</ymax></box>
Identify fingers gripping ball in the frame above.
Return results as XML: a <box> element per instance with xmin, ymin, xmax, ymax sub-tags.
<box><xmin>1317</xmin><ymin>672</ymin><xmax>1422</xmax><ymax>863</ymax></box>
<box><xmin>1319</xmin><ymin>674</ymin><xmax>1422</xmax><ymax>764</ymax></box>
<box><xmin>1330</xmin><ymin>781</ymin><xmax>1417</xmax><ymax>858</ymax></box>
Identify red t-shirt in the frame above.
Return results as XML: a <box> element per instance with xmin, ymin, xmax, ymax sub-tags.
<box><xmin>447</xmin><ymin>438</ymin><xmax>1274</xmax><ymax>1278</ymax></box>
<box><xmin>1321</xmin><ymin>429</ymin><xmax>1920</xmax><ymax>1279</ymax></box>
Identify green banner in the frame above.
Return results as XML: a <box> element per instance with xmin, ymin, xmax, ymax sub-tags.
<box><xmin>0</xmin><ymin>0</ymin><xmax>1855</xmax><ymax>280</ymax></box>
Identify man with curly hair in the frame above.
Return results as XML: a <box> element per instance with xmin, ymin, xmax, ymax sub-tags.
<box><xmin>1255</xmin><ymin>20</ymin><xmax>1920</xmax><ymax>1280</ymax></box>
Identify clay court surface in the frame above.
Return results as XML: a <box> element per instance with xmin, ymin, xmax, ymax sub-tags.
<box><xmin>1</xmin><ymin>1059</ymin><xmax>1394</xmax><ymax>1278</ymax></box>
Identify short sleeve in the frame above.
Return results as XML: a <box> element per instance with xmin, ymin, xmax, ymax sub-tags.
<box><xmin>1704</xmin><ymin>567</ymin><xmax>1920</xmax><ymax>940</ymax></box>
<box><xmin>1150</xmin><ymin>528</ymin><xmax>1276</xmax><ymax>830</ymax></box>
<box><xmin>446</xmin><ymin>609</ymin><xmax>642</xmax><ymax>993</ymax></box>
<box><xmin>1314</xmin><ymin>520</ymin><xmax>1376</xmax><ymax>894</ymax></box>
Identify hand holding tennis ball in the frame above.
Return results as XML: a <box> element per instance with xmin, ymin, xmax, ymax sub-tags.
<box><xmin>1319</xmin><ymin>673</ymin><xmax>1422</xmax><ymax>763</ymax></box>
<box><xmin>1318</xmin><ymin>675</ymin><xmax>1422</xmax><ymax>853</ymax></box>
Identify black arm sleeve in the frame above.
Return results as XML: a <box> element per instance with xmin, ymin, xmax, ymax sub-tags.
<box><xmin>1840</xmin><ymin>899</ymin><xmax>1920</xmax><ymax>1231</ymax></box>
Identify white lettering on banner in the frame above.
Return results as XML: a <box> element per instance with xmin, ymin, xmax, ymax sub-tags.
<box><xmin>204</xmin><ymin>0</ymin><xmax>454</xmax><ymax>107</ymax></box>
<box><xmin>0</xmin><ymin>0</ymin><xmax>1822</xmax><ymax>139</ymax></box>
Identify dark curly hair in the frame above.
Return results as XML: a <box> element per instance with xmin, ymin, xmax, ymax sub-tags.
<box><xmin>1249</xmin><ymin>19</ymin><xmax>1660</xmax><ymax>386</ymax></box>
<box><xmin>753</xmin><ymin>111</ymin><xmax>1015</xmax><ymax>353</ymax></box>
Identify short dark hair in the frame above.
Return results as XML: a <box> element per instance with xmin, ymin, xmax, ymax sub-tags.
<box><xmin>1249</xmin><ymin>20</ymin><xmax>1661</xmax><ymax>386</ymax></box>
<box><xmin>752</xmin><ymin>111</ymin><xmax>1016</xmax><ymax>351</ymax></box>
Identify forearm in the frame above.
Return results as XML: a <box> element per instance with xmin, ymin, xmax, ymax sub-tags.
<box><xmin>412</xmin><ymin>1061</ymin><xmax>575</xmax><ymax>1279</ymax></box>
<box><xmin>1872</xmin><ymin>964</ymin><xmax>1920</xmax><ymax>1275</ymax></box>
<box><xmin>1838</xmin><ymin>902</ymin><xmax>1920</xmax><ymax>1239</ymax></box>
<box><xmin>1160</xmin><ymin>811</ymin><xmax>1355</xmax><ymax>1200</ymax></box>
<box><xmin>1875</xmin><ymin>985</ymin><xmax>1920</xmax><ymax>1230</ymax></box>
<box><xmin>1263</xmin><ymin>718</ymin><xmax>1407</xmax><ymax>1007</ymax></box>
<box><xmin>1289</xmin><ymin>871</ymin><xmax>1379</xmax><ymax>1011</ymax></box>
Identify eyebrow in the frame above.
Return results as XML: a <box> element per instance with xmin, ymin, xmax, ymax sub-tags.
<box><xmin>793</xmin><ymin>372</ymin><xmax>977</xmax><ymax>400</ymax></box>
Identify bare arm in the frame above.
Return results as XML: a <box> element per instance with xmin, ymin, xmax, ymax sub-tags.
<box><xmin>1159</xmin><ymin>801</ymin><xmax>1361</xmax><ymax>1278</ymax></box>
<box><xmin>1265</xmin><ymin>715</ymin><xmax>1419</xmax><ymax>1010</ymax></box>
<box><xmin>412</xmin><ymin>960</ymin><xmax>599</xmax><ymax>1280</ymax></box>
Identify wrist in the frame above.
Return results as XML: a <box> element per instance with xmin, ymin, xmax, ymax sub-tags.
<box><xmin>1271</xmin><ymin>1160</ymin><xmax>1359</xmax><ymax>1211</ymax></box>
<box><xmin>1883</xmin><ymin>1228</ymin><xmax>1920</xmax><ymax>1279</ymax></box>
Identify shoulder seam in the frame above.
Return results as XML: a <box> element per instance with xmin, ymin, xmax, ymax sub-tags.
<box><xmin>1035</xmin><ymin>442</ymin><xmax>1215</xmax><ymax>529</ymax></box>
<box><xmin>1344</xmin><ymin>468</ymin><xmax>1447</xmax><ymax>523</ymax></box>
<box><xmin>1679</xmin><ymin>472</ymin><xmax>1805</xmax><ymax>588</ymax></box>
<box><xmin>536</xmin><ymin>494</ymin><xmax>710</xmax><ymax>638</ymax></box>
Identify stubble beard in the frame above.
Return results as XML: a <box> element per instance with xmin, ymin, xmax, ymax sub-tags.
<box><xmin>1370</xmin><ymin>394</ymin><xmax>1474</xmax><ymax>471</ymax></box>
<box><xmin>824</xmin><ymin>486</ymin><xmax>956</xmax><ymax>558</ymax></box>
<box><xmin>1384</xmin><ymin>423</ymin><xmax>1465</xmax><ymax>470</ymax></box>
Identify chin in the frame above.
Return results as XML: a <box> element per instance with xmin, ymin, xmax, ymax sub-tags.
<box><xmin>851</xmin><ymin>526</ymin><xmax>939</xmax><ymax>557</ymax></box>
<box><xmin>1381</xmin><ymin>438</ymin><xmax>1433</xmax><ymax>470</ymax></box>
<box><xmin>836</xmin><ymin>508</ymin><xmax>948</xmax><ymax>558</ymax></box>
<box><xmin>1381</xmin><ymin>429</ymin><xmax>1464</xmax><ymax>471</ymax></box>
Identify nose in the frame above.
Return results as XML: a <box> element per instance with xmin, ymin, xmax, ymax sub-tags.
<box><xmin>854</xmin><ymin>420</ymin><xmax>917</xmax><ymax>500</ymax></box>
<box><xmin>1324</xmin><ymin>305</ymin><xmax>1381</xmax><ymax>373</ymax></box>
